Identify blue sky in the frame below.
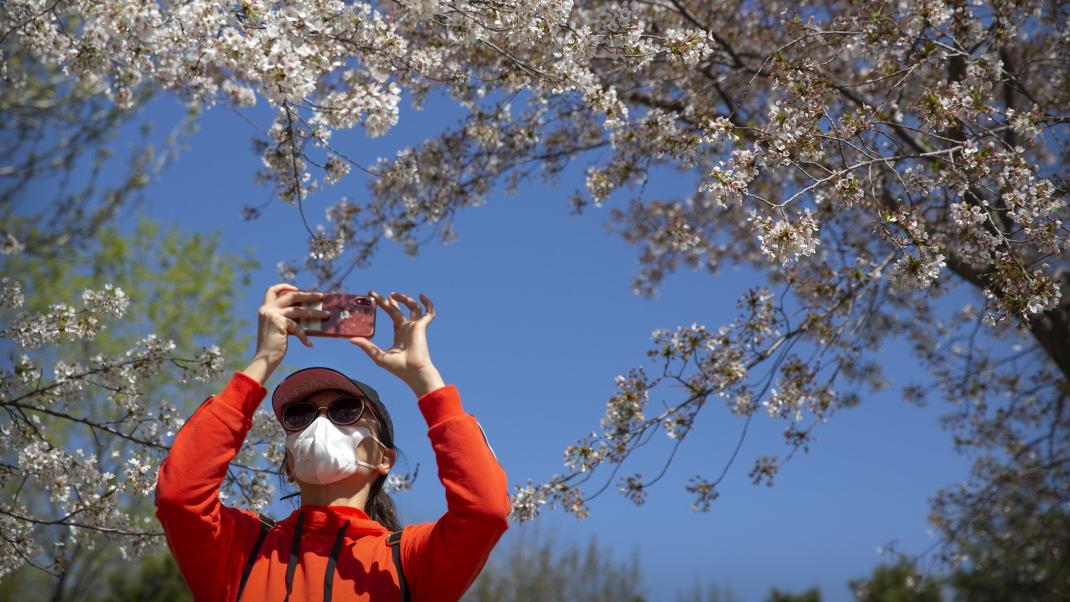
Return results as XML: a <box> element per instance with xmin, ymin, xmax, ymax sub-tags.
<box><xmin>85</xmin><ymin>87</ymin><xmax>977</xmax><ymax>601</ymax></box>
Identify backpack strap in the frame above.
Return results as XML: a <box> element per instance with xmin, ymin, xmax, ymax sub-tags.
<box><xmin>235</xmin><ymin>512</ymin><xmax>276</xmax><ymax>602</ymax></box>
<box><xmin>387</xmin><ymin>530</ymin><xmax>411</xmax><ymax>602</ymax></box>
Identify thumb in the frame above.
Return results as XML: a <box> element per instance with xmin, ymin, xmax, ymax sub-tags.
<box><xmin>349</xmin><ymin>336</ymin><xmax>384</xmax><ymax>361</ymax></box>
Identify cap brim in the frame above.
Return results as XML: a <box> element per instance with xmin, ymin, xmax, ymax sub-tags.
<box><xmin>271</xmin><ymin>367</ymin><xmax>366</xmax><ymax>422</ymax></box>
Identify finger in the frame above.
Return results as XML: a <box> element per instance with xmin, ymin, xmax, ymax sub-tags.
<box><xmin>283</xmin><ymin>317</ymin><xmax>313</xmax><ymax>347</ymax></box>
<box><xmin>418</xmin><ymin>293</ymin><xmax>435</xmax><ymax>323</ymax></box>
<box><xmin>369</xmin><ymin>290</ymin><xmax>405</xmax><ymax>327</ymax></box>
<box><xmin>264</xmin><ymin>283</ymin><xmax>298</xmax><ymax>305</ymax></box>
<box><xmin>385</xmin><ymin>293</ymin><xmax>405</xmax><ymax>315</ymax></box>
<box><xmin>279</xmin><ymin>307</ymin><xmax>332</xmax><ymax>320</ymax></box>
<box><xmin>274</xmin><ymin>290</ymin><xmax>325</xmax><ymax>307</ymax></box>
<box><xmin>349</xmin><ymin>336</ymin><xmax>385</xmax><ymax>361</ymax></box>
<box><xmin>391</xmin><ymin>292</ymin><xmax>423</xmax><ymax>320</ymax></box>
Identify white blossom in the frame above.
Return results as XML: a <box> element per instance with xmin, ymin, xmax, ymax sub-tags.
<box><xmin>748</xmin><ymin>207</ymin><xmax>821</xmax><ymax>265</ymax></box>
<box><xmin>1</xmin><ymin>233</ymin><xmax>25</xmax><ymax>255</ymax></box>
<box><xmin>508</xmin><ymin>482</ymin><xmax>549</xmax><ymax>522</ymax></box>
<box><xmin>891</xmin><ymin>251</ymin><xmax>947</xmax><ymax>290</ymax></box>
<box><xmin>0</xmin><ymin>278</ymin><xmax>24</xmax><ymax>308</ymax></box>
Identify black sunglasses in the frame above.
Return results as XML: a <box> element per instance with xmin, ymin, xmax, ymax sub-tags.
<box><xmin>281</xmin><ymin>395</ymin><xmax>371</xmax><ymax>432</ymax></box>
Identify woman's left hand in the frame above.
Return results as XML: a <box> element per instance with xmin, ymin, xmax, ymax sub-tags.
<box><xmin>350</xmin><ymin>291</ymin><xmax>445</xmax><ymax>396</ymax></box>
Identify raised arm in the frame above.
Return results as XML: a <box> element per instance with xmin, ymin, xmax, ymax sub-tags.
<box><xmin>155</xmin><ymin>283</ymin><xmax>327</xmax><ymax>600</ymax></box>
<box><xmin>402</xmin><ymin>383</ymin><xmax>511</xmax><ymax>602</ymax></box>
<box><xmin>153</xmin><ymin>371</ymin><xmax>266</xmax><ymax>600</ymax></box>
<box><xmin>349</xmin><ymin>290</ymin><xmax>510</xmax><ymax>602</ymax></box>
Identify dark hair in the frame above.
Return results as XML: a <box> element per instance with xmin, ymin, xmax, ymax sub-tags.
<box><xmin>363</xmin><ymin>466</ymin><xmax>401</xmax><ymax>531</ymax></box>
<box><xmin>277</xmin><ymin>401</ymin><xmax>403</xmax><ymax>532</ymax></box>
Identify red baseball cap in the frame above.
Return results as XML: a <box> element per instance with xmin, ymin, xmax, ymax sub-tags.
<box><xmin>271</xmin><ymin>367</ymin><xmax>395</xmax><ymax>447</ymax></box>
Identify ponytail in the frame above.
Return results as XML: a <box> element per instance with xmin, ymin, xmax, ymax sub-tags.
<box><xmin>365</xmin><ymin>474</ymin><xmax>401</xmax><ymax>531</ymax></box>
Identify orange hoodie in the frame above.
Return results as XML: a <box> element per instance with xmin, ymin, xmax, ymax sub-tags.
<box><xmin>155</xmin><ymin>370</ymin><xmax>510</xmax><ymax>602</ymax></box>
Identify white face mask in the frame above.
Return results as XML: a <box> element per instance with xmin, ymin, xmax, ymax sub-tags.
<box><xmin>285</xmin><ymin>415</ymin><xmax>386</xmax><ymax>485</ymax></box>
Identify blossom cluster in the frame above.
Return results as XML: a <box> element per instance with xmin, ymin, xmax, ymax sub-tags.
<box><xmin>747</xmin><ymin>207</ymin><xmax>822</xmax><ymax>265</ymax></box>
<box><xmin>0</xmin><ymin>278</ymin><xmax>230</xmax><ymax>579</ymax></box>
<box><xmin>511</xmin><ymin>285</ymin><xmax>850</xmax><ymax>521</ymax></box>
<box><xmin>3</xmin><ymin>284</ymin><xmax>129</xmax><ymax>348</ymax></box>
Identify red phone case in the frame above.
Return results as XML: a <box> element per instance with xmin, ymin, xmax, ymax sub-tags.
<box><xmin>299</xmin><ymin>293</ymin><xmax>376</xmax><ymax>338</ymax></box>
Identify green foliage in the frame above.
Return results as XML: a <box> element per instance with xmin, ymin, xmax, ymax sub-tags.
<box><xmin>91</xmin><ymin>552</ymin><xmax>193</xmax><ymax>602</ymax></box>
<box><xmin>0</xmin><ymin>215</ymin><xmax>258</xmax><ymax>601</ymax></box>
<box><xmin>947</xmin><ymin>567</ymin><xmax>1060</xmax><ymax>602</ymax></box>
<box><xmin>1</xmin><ymin>213</ymin><xmax>259</xmax><ymax>481</ymax></box>
<box><xmin>766</xmin><ymin>586</ymin><xmax>821</xmax><ymax>602</ymax></box>
<box><xmin>6</xmin><ymin>214</ymin><xmax>257</xmax><ymax>357</ymax></box>
<box><xmin>943</xmin><ymin>500</ymin><xmax>1070</xmax><ymax>601</ymax></box>
<box><xmin>0</xmin><ymin>551</ymin><xmax>193</xmax><ymax>602</ymax></box>
<box><xmin>848</xmin><ymin>560</ymin><xmax>942</xmax><ymax>602</ymax></box>
<box><xmin>463</xmin><ymin>527</ymin><xmax>646</xmax><ymax>602</ymax></box>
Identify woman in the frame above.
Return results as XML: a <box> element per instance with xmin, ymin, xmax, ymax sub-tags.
<box><xmin>155</xmin><ymin>283</ymin><xmax>511</xmax><ymax>602</ymax></box>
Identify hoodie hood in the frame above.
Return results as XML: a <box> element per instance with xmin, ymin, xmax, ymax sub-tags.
<box><xmin>265</xmin><ymin>504</ymin><xmax>393</xmax><ymax>602</ymax></box>
<box><xmin>277</xmin><ymin>504</ymin><xmax>390</xmax><ymax>538</ymax></box>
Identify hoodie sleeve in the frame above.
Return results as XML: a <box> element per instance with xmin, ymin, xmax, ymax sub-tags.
<box><xmin>401</xmin><ymin>384</ymin><xmax>511</xmax><ymax>602</ymax></box>
<box><xmin>154</xmin><ymin>370</ymin><xmax>265</xmax><ymax>601</ymax></box>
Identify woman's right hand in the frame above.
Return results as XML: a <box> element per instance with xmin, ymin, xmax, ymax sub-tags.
<box><xmin>253</xmin><ymin>283</ymin><xmax>328</xmax><ymax>367</ymax></box>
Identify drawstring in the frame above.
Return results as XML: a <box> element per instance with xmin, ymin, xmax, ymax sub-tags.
<box><xmin>282</xmin><ymin>511</ymin><xmax>305</xmax><ymax>602</ymax></box>
<box><xmin>263</xmin><ymin>510</ymin><xmax>350</xmax><ymax>602</ymax></box>
<box><xmin>322</xmin><ymin>519</ymin><xmax>350</xmax><ymax>602</ymax></box>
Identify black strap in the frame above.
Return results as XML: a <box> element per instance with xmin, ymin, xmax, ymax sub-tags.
<box><xmin>322</xmin><ymin>519</ymin><xmax>350</xmax><ymax>602</ymax></box>
<box><xmin>282</xmin><ymin>511</ymin><xmax>305</xmax><ymax>602</ymax></box>
<box><xmin>235</xmin><ymin>512</ymin><xmax>399</xmax><ymax>602</ymax></box>
<box><xmin>235</xmin><ymin>513</ymin><xmax>276</xmax><ymax>602</ymax></box>
<box><xmin>387</xmin><ymin>530</ymin><xmax>410</xmax><ymax>602</ymax></box>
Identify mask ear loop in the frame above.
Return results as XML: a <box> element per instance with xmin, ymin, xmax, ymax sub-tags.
<box><xmin>353</xmin><ymin>397</ymin><xmax>392</xmax><ymax>472</ymax></box>
<box><xmin>354</xmin><ymin>430</ymin><xmax>392</xmax><ymax>472</ymax></box>
<box><xmin>280</xmin><ymin>449</ymin><xmax>302</xmax><ymax>501</ymax></box>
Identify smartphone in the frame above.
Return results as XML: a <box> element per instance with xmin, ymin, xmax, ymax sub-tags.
<box><xmin>299</xmin><ymin>292</ymin><xmax>376</xmax><ymax>338</ymax></box>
